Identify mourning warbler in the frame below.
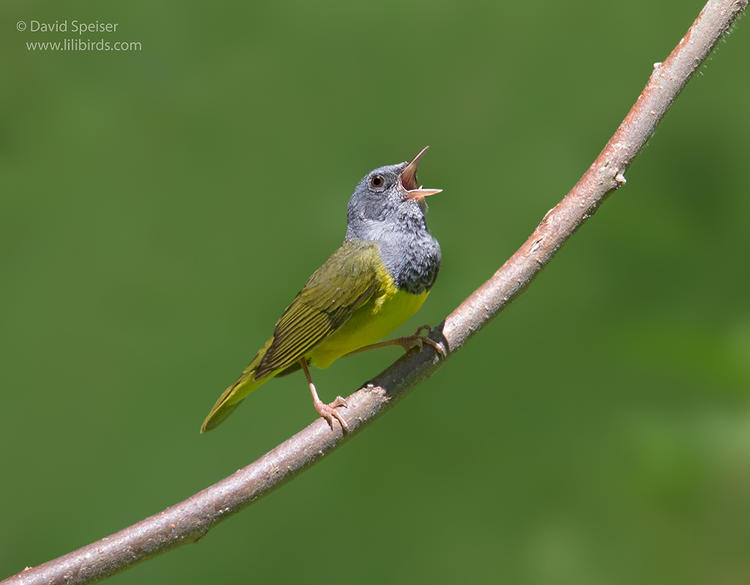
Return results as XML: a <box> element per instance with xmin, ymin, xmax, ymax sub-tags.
<box><xmin>201</xmin><ymin>146</ymin><xmax>443</xmax><ymax>433</ymax></box>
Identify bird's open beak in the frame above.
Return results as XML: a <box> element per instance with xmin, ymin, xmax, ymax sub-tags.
<box><xmin>400</xmin><ymin>146</ymin><xmax>442</xmax><ymax>201</ymax></box>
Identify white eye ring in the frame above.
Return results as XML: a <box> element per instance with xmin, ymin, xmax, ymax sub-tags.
<box><xmin>370</xmin><ymin>174</ymin><xmax>386</xmax><ymax>191</ymax></box>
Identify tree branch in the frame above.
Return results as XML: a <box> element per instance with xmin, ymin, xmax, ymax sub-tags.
<box><xmin>4</xmin><ymin>1</ymin><xmax>746</xmax><ymax>583</ymax></box>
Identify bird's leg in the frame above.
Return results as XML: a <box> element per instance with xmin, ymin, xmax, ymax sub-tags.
<box><xmin>300</xmin><ymin>359</ymin><xmax>349</xmax><ymax>432</ymax></box>
<box><xmin>343</xmin><ymin>325</ymin><xmax>446</xmax><ymax>359</ymax></box>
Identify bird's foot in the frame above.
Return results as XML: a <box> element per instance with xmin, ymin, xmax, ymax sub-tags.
<box><xmin>313</xmin><ymin>392</ymin><xmax>350</xmax><ymax>433</ymax></box>
<box><xmin>301</xmin><ymin>358</ymin><xmax>350</xmax><ymax>432</ymax></box>
<box><xmin>399</xmin><ymin>325</ymin><xmax>446</xmax><ymax>358</ymax></box>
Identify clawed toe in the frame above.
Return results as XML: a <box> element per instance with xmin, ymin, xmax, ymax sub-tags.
<box><xmin>422</xmin><ymin>336</ymin><xmax>447</xmax><ymax>358</ymax></box>
<box><xmin>414</xmin><ymin>325</ymin><xmax>431</xmax><ymax>337</ymax></box>
<box><xmin>314</xmin><ymin>398</ymin><xmax>350</xmax><ymax>433</ymax></box>
<box><xmin>331</xmin><ymin>396</ymin><xmax>348</xmax><ymax>408</ymax></box>
<box><xmin>403</xmin><ymin>325</ymin><xmax>447</xmax><ymax>358</ymax></box>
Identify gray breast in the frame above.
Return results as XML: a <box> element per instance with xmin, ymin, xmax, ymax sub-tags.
<box><xmin>378</xmin><ymin>232</ymin><xmax>441</xmax><ymax>295</ymax></box>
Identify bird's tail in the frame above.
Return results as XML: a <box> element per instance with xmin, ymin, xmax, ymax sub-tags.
<box><xmin>200</xmin><ymin>338</ymin><xmax>275</xmax><ymax>433</ymax></box>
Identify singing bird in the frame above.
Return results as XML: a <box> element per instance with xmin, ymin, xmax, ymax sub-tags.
<box><xmin>201</xmin><ymin>147</ymin><xmax>443</xmax><ymax>433</ymax></box>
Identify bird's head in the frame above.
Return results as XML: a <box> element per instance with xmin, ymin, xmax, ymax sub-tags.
<box><xmin>346</xmin><ymin>146</ymin><xmax>441</xmax><ymax>240</ymax></box>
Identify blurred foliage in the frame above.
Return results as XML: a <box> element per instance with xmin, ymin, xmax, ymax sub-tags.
<box><xmin>1</xmin><ymin>1</ymin><xmax>749</xmax><ymax>584</ymax></box>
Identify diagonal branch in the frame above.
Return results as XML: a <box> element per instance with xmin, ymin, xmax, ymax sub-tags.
<box><xmin>3</xmin><ymin>1</ymin><xmax>746</xmax><ymax>583</ymax></box>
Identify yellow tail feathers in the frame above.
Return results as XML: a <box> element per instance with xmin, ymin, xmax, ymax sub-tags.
<box><xmin>200</xmin><ymin>376</ymin><xmax>259</xmax><ymax>432</ymax></box>
<box><xmin>200</xmin><ymin>339</ymin><xmax>274</xmax><ymax>433</ymax></box>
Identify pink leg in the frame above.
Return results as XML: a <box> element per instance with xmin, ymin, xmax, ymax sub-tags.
<box><xmin>300</xmin><ymin>359</ymin><xmax>349</xmax><ymax>432</ymax></box>
<box><xmin>344</xmin><ymin>325</ymin><xmax>446</xmax><ymax>358</ymax></box>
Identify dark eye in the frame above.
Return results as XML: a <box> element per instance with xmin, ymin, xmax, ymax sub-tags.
<box><xmin>370</xmin><ymin>174</ymin><xmax>385</xmax><ymax>190</ymax></box>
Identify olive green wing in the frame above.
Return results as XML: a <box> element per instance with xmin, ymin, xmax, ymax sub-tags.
<box><xmin>254</xmin><ymin>241</ymin><xmax>382</xmax><ymax>380</ymax></box>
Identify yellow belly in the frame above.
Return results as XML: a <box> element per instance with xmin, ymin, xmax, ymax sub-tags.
<box><xmin>308</xmin><ymin>287</ymin><xmax>429</xmax><ymax>369</ymax></box>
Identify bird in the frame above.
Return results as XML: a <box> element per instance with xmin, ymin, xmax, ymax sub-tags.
<box><xmin>200</xmin><ymin>146</ymin><xmax>443</xmax><ymax>433</ymax></box>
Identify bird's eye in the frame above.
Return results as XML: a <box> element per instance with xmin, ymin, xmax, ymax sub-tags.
<box><xmin>370</xmin><ymin>174</ymin><xmax>386</xmax><ymax>190</ymax></box>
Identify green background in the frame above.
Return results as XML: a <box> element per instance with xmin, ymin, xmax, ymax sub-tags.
<box><xmin>2</xmin><ymin>1</ymin><xmax>749</xmax><ymax>583</ymax></box>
